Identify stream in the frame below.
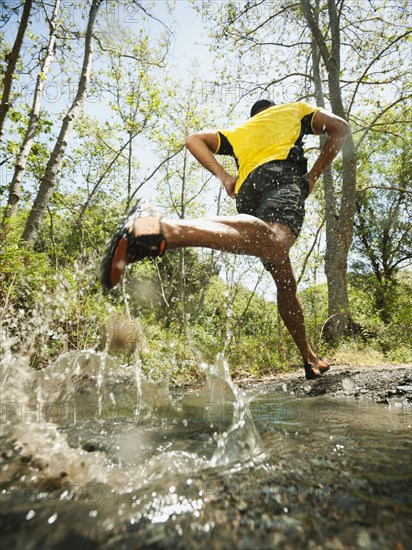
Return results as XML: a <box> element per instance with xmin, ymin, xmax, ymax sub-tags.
<box><xmin>1</xmin><ymin>349</ymin><xmax>411</xmax><ymax>549</ymax></box>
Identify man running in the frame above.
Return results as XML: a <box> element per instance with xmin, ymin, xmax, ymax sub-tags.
<box><xmin>101</xmin><ymin>99</ymin><xmax>350</xmax><ymax>380</ymax></box>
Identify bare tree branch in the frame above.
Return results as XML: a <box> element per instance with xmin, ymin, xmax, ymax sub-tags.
<box><xmin>297</xmin><ymin>217</ymin><xmax>326</xmax><ymax>286</ymax></box>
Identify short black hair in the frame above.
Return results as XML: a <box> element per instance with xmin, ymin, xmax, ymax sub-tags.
<box><xmin>250</xmin><ymin>99</ymin><xmax>275</xmax><ymax>117</ymax></box>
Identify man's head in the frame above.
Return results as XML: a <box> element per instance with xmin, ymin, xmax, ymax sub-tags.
<box><xmin>250</xmin><ymin>99</ymin><xmax>275</xmax><ymax>118</ymax></box>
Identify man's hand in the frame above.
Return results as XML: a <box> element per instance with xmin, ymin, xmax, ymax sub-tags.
<box><xmin>222</xmin><ymin>174</ymin><xmax>237</xmax><ymax>198</ymax></box>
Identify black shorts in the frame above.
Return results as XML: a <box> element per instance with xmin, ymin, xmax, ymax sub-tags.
<box><xmin>235</xmin><ymin>160</ymin><xmax>310</xmax><ymax>237</ymax></box>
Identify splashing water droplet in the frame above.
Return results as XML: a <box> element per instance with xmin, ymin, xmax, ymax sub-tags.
<box><xmin>48</xmin><ymin>513</ymin><xmax>58</xmax><ymax>524</ymax></box>
<box><xmin>26</xmin><ymin>510</ymin><xmax>36</xmax><ymax>520</ymax></box>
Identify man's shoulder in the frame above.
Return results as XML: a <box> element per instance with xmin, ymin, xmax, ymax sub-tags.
<box><xmin>280</xmin><ymin>100</ymin><xmax>319</xmax><ymax>111</ymax></box>
<box><xmin>259</xmin><ymin>101</ymin><xmax>319</xmax><ymax>118</ymax></box>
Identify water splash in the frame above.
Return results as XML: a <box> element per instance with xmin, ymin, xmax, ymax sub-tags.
<box><xmin>0</xmin><ymin>342</ymin><xmax>265</xmax><ymax>497</ymax></box>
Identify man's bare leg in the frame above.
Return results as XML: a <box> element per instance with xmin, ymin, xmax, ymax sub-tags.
<box><xmin>161</xmin><ymin>214</ymin><xmax>296</xmax><ymax>265</ymax></box>
<box><xmin>267</xmin><ymin>258</ymin><xmax>326</xmax><ymax>365</ymax></box>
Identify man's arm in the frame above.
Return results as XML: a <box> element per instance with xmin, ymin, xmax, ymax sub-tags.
<box><xmin>185</xmin><ymin>131</ymin><xmax>237</xmax><ymax>198</ymax></box>
<box><xmin>309</xmin><ymin>109</ymin><xmax>350</xmax><ymax>193</ymax></box>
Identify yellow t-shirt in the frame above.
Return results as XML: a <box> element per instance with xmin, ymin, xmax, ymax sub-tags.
<box><xmin>215</xmin><ymin>101</ymin><xmax>320</xmax><ymax>193</ymax></box>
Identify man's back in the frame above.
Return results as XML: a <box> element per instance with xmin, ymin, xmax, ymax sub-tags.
<box><xmin>216</xmin><ymin>100</ymin><xmax>320</xmax><ymax>191</ymax></box>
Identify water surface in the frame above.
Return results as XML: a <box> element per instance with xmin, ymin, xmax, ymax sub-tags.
<box><xmin>1</xmin><ymin>350</ymin><xmax>411</xmax><ymax>549</ymax></box>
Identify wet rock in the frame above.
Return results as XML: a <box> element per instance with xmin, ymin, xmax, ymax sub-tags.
<box><xmin>325</xmin><ymin>537</ymin><xmax>346</xmax><ymax>550</ymax></box>
<box><xmin>239</xmin><ymin>365</ymin><xmax>412</xmax><ymax>404</ymax></box>
<box><xmin>357</xmin><ymin>529</ymin><xmax>372</xmax><ymax>549</ymax></box>
<box><xmin>376</xmin><ymin>397</ymin><xmax>390</xmax><ymax>404</ymax></box>
<box><xmin>396</xmin><ymin>385</ymin><xmax>412</xmax><ymax>393</ymax></box>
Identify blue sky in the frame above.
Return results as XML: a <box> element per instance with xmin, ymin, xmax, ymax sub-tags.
<box><xmin>164</xmin><ymin>1</ymin><xmax>216</xmax><ymax>76</ymax></box>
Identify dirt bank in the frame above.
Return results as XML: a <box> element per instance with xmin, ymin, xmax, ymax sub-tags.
<box><xmin>238</xmin><ymin>363</ymin><xmax>412</xmax><ymax>404</ymax></box>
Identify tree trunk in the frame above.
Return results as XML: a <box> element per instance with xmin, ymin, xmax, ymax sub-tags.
<box><xmin>0</xmin><ymin>0</ymin><xmax>33</xmax><ymax>145</ymax></box>
<box><xmin>179</xmin><ymin>148</ymin><xmax>188</xmax><ymax>333</ymax></box>
<box><xmin>324</xmin><ymin>137</ymin><xmax>357</xmax><ymax>339</ymax></box>
<box><xmin>22</xmin><ymin>0</ymin><xmax>103</xmax><ymax>246</ymax></box>
<box><xmin>323</xmin><ymin>231</ymin><xmax>351</xmax><ymax>339</ymax></box>
<box><xmin>302</xmin><ymin>0</ymin><xmax>357</xmax><ymax>339</ymax></box>
<box><xmin>125</xmin><ymin>129</ymin><xmax>133</xmax><ymax>210</ymax></box>
<box><xmin>1</xmin><ymin>0</ymin><xmax>60</xmax><ymax>236</ymax></box>
<box><xmin>191</xmin><ymin>186</ymin><xmax>224</xmax><ymax>325</ymax></box>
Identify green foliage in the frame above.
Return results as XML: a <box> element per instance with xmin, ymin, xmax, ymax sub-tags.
<box><xmin>155</xmin><ymin>249</ymin><xmax>219</xmax><ymax>326</ymax></box>
<box><xmin>300</xmin><ymin>283</ymin><xmax>329</xmax><ymax>347</ymax></box>
<box><xmin>0</xmin><ymin>208</ymin><xmax>119</xmax><ymax>368</ymax></box>
<box><xmin>348</xmin><ymin>271</ymin><xmax>412</xmax><ymax>360</ymax></box>
<box><xmin>194</xmin><ymin>276</ymin><xmax>300</xmax><ymax>376</ymax></box>
<box><xmin>353</xmin><ymin>125</ymin><xmax>412</xmax><ymax>324</ymax></box>
<box><xmin>0</xmin><ymin>214</ymin><xmax>50</xmax><ymax>309</ymax></box>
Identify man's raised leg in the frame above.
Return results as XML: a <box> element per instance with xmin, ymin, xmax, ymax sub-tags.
<box><xmin>161</xmin><ymin>215</ymin><xmax>296</xmax><ymax>264</ymax></box>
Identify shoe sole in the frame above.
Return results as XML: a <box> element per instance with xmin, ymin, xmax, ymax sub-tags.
<box><xmin>100</xmin><ymin>199</ymin><xmax>165</xmax><ymax>289</ymax></box>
